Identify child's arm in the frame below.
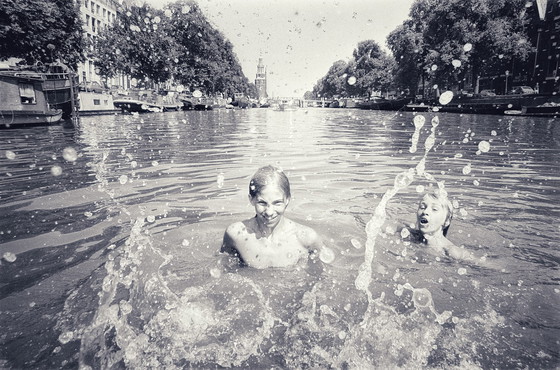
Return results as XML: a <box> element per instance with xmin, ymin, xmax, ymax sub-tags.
<box><xmin>220</xmin><ymin>225</ymin><xmax>246</xmax><ymax>267</ymax></box>
<box><xmin>445</xmin><ymin>244</ymin><xmax>475</xmax><ymax>261</ymax></box>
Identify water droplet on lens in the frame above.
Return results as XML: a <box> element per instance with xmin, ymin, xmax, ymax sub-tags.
<box><xmin>3</xmin><ymin>252</ymin><xmax>16</xmax><ymax>262</ymax></box>
<box><xmin>210</xmin><ymin>268</ymin><xmax>221</xmax><ymax>278</ymax></box>
<box><xmin>478</xmin><ymin>141</ymin><xmax>490</xmax><ymax>152</ymax></box>
<box><xmin>400</xmin><ymin>228</ymin><xmax>410</xmax><ymax>239</ymax></box>
<box><xmin>58</xmin><ymin>331</ymin><xmax>74</xmax><ymax>344</ymax></box>
<box><xmin>412</xmin><ymin>288</ymin><xmax>431</xmax><ymax>307</ymax></box>
<box><xmin>51</xmin><ymin>166</ymin><xmax>62</xmax><ymax>176</ymax></box>
<box><xmin>62</xmin><ymin>147</ymin><xmax>78</xmax><ymax>162</ymax></box>
<box><xmin>347</xmin><ymin>76</ymin><xmax>356</xmax><ymax>85</ymax></box>
<box><xmin>319</xmin><ymin>247</ymin><xmax>335</xmax><ymax>264</ymax></box>
<box><xmin>350</xmin><ymin>238</ymin><xmax>362</xmax><ymax>249</ymax></box>
<box><xmin>438</xmin><ymin>91</ymin><xmax>454</xmax><ymax>105</ymax></box>
<box><xmin>463</xmin><ymin>43</ymin><xmax>473</xmax><ymax>52</ymax></box>
<box><xmin>5</xmin><ymin>150</ymin><xmax>16</xmax><ymax>160</ymax></box>
<box><xmin>413</xmin><ymin>115</ymin><xmax>425</xmax><ymax>128</ymax></box>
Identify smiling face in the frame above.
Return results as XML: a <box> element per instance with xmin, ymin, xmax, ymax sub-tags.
<box><xmin>417</xmin><ymin>194</ymin><xmax>451</xmax><ymax>237</ymax></box>
<box><xmin>250</xmin><ymin>183</ymin><xmax>290</xmax><ymax>230</ymax></box>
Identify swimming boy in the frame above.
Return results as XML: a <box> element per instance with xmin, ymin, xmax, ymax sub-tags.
<box><xmin>412</xmin><ymin>189</ymin><xmax>475</xmax><ymax>261</ymax></box>
<box><xmin>221</xmin><ymin>165</ymin><xmax>325</xmax><ymax>269</ymax></box>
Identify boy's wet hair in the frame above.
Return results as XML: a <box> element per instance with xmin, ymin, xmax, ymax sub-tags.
<box><xmin>424</xmin><ymin>189</ymin><xmax>454</xmax><ymax>236</ymax></box>
<box><xmin>249</xmin><ymin>165</ymin><xmax>291</xmax><ymax>199</ymax></box>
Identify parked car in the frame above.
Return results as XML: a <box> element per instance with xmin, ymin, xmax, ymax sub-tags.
<box><xmin>79</xmin><ymin>81</ymin><xmax>105</xmax><ymax>93</ymax></box>
<box><xmin>509</xmin><ymin>86</ymin><xmax>535</xmax><ymax>95</ymax></box>
<box><xmin>479</xmin><ymin>89</ymin><xmax>496</xmax><ymax>96</ymax></box>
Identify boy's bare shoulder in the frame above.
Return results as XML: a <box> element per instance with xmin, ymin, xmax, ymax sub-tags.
<box><xmin>226</xmin><ymin>219</ymin><xmax>253</xmax><ymax>234</ymax></box>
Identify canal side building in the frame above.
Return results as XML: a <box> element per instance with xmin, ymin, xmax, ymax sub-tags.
<box><xmin>78</xmin><ymin>0</ymin><xmax>134</xmax><ymax>89</ymax></box>
<box><xmin>525</xmin><ymin>0</ymin><xmax>560</xmax><ymax>94</ymax></box>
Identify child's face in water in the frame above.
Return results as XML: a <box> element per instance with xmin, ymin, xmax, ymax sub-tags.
<box><xmin>250</xmin><ymin>182</ymin><xmax>289</xmax><ymax>229</ymax></box>
<box><xmin>417</xmin><ymin>194</ymin><xmax>449</xmax><ymax>236</ymax></box>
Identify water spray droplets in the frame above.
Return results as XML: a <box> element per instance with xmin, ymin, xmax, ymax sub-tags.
<box><xmin>319</xmin><ymin>246</ymin><xmax>336</xmax><ymax>264</ymax></box>
<box><xmin>350</xmin><ymin>238</ymin><xmax>362</xmax><ymax>249</ymax></box>
<box><xmin>5</xmin><ymin>150</ymin><xmax>16</xmax><ymax>160</ymax></box>
<box><xmin>217</xmin><ymin>173</ymin><xmax>225</xmax><ymax>188</ymax></box>
<box><xmin>62</xmin><ymin>147</ymin><xmax>78</xmax><ymax>162</ymax></box>
<box><xmin>438</xmin><ymin>91</ymin><xmax>454</xmax><ymax>105</ymax></box>
<box><xmin>51</xmin><ymin>166</ymin><xmax>62</xmax><ymax>176</ymax></box>
<box><xmin>410</xmin><ymin>115</ymin><xmax>425</xmax><ymax>153</ymax></box>
<box><xmin>394</xmin><ymin>170</ymin><xmax>414</xmax><ymax>190</ymax></box>
<box><xmin>478</xmin><ymin>141</ymin><xmax>491</xmax><ymax>153</ymax></box>
<box><xmin>413</xmin><ymin>114</ymin><xmax>425</xmax><ymax>129</ymax></box>
<box><xmin>3</xmin><ymin>252</ymin><xmax>16</xmax><ymax>262</ymax></box>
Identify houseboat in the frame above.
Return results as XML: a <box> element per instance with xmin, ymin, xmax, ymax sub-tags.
<box><xmin>0</xmin><ymin>68</ymin><xmax>63</xmax><ymax>126</ymax></box>
<box><xmin>79</xmin><ymin>91</ymin><xmax>120</xmax><ymax>115</ymax></box>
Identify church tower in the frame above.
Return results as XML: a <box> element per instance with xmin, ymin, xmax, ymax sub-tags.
<box><xmin>255</xmin><ymin>58</ymin><xmax>268</xmax><ymax>101</ymax></box>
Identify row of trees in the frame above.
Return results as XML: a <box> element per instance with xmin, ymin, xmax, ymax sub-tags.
<box><xmin>310</xmin><ymin>0</ymin><xmax>533</xmax><ymax>99</ymax></box>
<box><xmin>308</xmin><ymin>40</ymin><xmax>396</xmax><ymax>99</ymax></box>
<box><xmin>93</xmin><ymin>1</ymin><xmax>256</xmax><ymax>97</ymax></box>
<box><xmin>0</xmin><ymin>0</ymin><xmax>85</xmax><ymax>67</ymax></box>
<box><xmin>0</xmin><ymin>0</ymin><xmax>256</xmax><ymax>98</ymax></box>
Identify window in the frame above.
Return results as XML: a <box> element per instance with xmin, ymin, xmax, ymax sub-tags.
<box><xmin>93</xmin><ymin>99</ymin><xmax>101</xmax><ymax>105</ymax></box>
<box><xmin>19</xmin><ymin>84</ymin><xmax>36</xmax><ymax>104</ymax></box>
<box><xmin>84</xmin><ymin>0</ymin><xmax>87</xmax><ymax>8</ymax></box>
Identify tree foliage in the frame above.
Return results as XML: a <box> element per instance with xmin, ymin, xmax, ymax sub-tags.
<box><xmin>93</xmin><ymin>4</ymin><xmax>178</xmax><ymax>84</ymax></box>
<box><xmin>93</xmin><ymin>0</ymin><xmax>252</xmax><ymax>96</ymax></box>
<box><xmin>387</xmin><ymin>0</ymin><xmax>532</xmax><ymax>94</ymax></box>
<box><xmin>0</xmin><ymin>0</ymin><xmax>85</xmax><ymax>68</ymax></box>
<box><xmin>312</xmin><ymin>40</ymin><xmax>395</xmax><ymax>99</ymax></box>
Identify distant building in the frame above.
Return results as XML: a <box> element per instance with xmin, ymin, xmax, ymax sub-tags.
<box><xmin>255</xmin><ymin>58</ymin><xmax>268</xmax><ymax>100</ymax></box>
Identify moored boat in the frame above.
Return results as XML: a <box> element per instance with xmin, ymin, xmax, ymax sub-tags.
<box><xmin>504</xmin><ymin>102</ymin><xmax>560</xmax><ymax>117</ymax></box>
<box><xmin>79</xmin><ymin>91</ymin><xmax>120</xmax><ymax>115</ymax></box>
<box><xmin>113</xmin><ymin>98</ymin><xmax>163</xmax><ymax>113</ymax></box>
<box><xmin>275</xmin><ymin>99</ymin><xmax>298</xmax><ymax>111</ymax></box>
<box><xmin>0</xmin><ymin>68</ymin><xmax>65</xmax><ymax>127</ymax></box>
<box><xmin>405</xmin><ymin>93</ymin><xmax>560</xmax><ymax>115</ymax></box>
<box><xmin>357</xmin><ymin>97</ymin><xmax>411</xmax><ymax>111</ymax></box>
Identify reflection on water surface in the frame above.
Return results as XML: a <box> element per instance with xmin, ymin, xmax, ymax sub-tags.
<box><xmin>1</xmin><ymin>109</ymin><xmax>559</xmax><ymax>368</ymax></box>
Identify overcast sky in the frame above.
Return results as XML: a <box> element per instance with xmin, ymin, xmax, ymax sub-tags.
<box><xmin>145</xmin><ymin>0</ymin><xmax>416</xmax><ymax>97</ymax></box>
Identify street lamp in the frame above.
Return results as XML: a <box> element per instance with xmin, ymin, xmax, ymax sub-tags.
<box><xmin>505</xmin><ymin>70</ymin><xmax>510</xmax><ymax>94</ymax></box>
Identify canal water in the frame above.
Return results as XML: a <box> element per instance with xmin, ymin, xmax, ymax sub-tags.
<box><xmin>1</xmin><ymin>108</ymin><xmax>558</xmax><ymax>368</ymax></box>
